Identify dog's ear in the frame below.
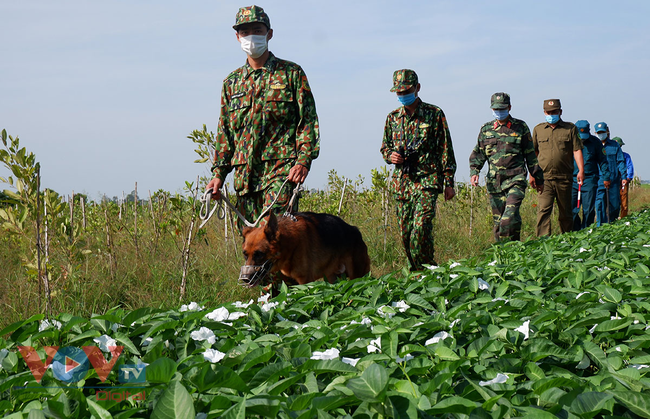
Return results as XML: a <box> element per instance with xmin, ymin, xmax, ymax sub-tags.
<box><xmin>264</xmin><ymin>211</ymin><xmax>278</xmax><ymax>240</ymax></box>
<box><xmin>242</xmin><ymin>226</ymin><xmax>252</xmax><ymax>240</ymax></box>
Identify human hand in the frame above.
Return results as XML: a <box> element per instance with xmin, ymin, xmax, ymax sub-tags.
<box><xmin>288</xmin><ymin>164</ymin><xmax>309</xmax><ymax>184</ymax></box>
<box><xmin>206</xmin><ymin>177</ymin><xmax>223</xmax><ymax>200</ymax></box>
<box><xmin>576</xmin><ymin>170</ymin><xmax>585</xmax><ymax>185</ymax></box>
<box><xmin>390</xmin><ymin>152</ymin><xmax>405</xmax><ymax>165</ymax></box>
<box><xmin>444</xmin><ymin>187</ymin><xmax>455</xmax><ymax>201</ymax></box>
<box><xmin>621</xmin><ymin>179</ymin><xmax>628</xmax><ymax>188</ymax></box>
<box><xmin>470</xmin><ymin>175</ymin><xmax>479</xmax><ymax>187</ymax></box>
<box><xmin>603</xmin><ymin>180</ymin><xmax>611</xmax><ymax>189</ymax></box>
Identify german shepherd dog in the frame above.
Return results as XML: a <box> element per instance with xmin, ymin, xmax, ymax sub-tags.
<box><xmin>239</xmin><ymin>211</ymin><xmax>371</xmax><ymax>288</ymax></box>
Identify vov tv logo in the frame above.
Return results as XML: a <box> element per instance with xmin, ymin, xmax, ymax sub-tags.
<box><xmin>18</xmin><ymin>345</ymin><xmax>146</xmax><ymax>386</ymax></box>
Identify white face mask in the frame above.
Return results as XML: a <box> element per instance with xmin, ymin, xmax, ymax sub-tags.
<box><xmin>239</xmin><ymin>34</ymin><xmax>268</xmax><ymax>59</ymax></box>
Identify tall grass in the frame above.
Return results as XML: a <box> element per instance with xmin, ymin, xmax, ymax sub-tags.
<box><xmin>1</xmin><ymin>174</ymin><xmax>648</xmax><ymax>330</ymax></box>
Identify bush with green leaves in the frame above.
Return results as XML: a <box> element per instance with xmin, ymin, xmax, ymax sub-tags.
<box><xmin>2</xmin><ymin>209</ymin><xmax>650</xmax><ymax>417</ymax></box>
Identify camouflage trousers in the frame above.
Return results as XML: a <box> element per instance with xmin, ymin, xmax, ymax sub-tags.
<box><xmin>234</xmin><ymin>178</ymin><xmax>299</xmax><ymax>232</ymax></box>
<box><xmin>488</xmin><ymin>183</ymin><xmax>526</xmax><ymax>242</ymax></box>
<box><xmin>395</xmin><ymin>188</ymin><xmax>438</xmax><ymax>271</ymax></box>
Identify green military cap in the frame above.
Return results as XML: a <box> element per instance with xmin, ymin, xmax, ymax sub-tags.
<box><xmin>233</xmin><ymin>5</ymin><xmax>271</xmax><ymax>30</ymax></box>
<box><xmin>490</xmin><ymin>92</ymin><xmax>511</xmax><ymax>110</ymax></box>
<box><xmin>390</xmin><ymin>69</ymin><xmax>418</xmax><ymax>93</ymax></box>
<box><xmin>613</xmin><ymin>136</ymin><xmax>625</xmax><ymax>146</ymax></box>
<box><xmin>543</xmin><ymin>99</ymin><xmax>561</xmax><ymax>111</ymax></box>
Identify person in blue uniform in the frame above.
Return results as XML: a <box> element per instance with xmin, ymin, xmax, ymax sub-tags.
<box><xmin>571</xmin><ymin>120</ymin><xmax>610</xmax><ymax>230</ymax></box>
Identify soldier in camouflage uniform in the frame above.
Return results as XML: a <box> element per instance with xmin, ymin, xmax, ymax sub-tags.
<box><xmin>206</xmin><ymin>5</ymin><xmax>320</xmax><ymax>231</ymax></box>
<box><xmin>380</xmin><ymin>69</ymin><xmax>457</xmax><ymax>271</ymax></box>
<box><xmin>469</xmin><ymin>93</ymin><xmax>544</xmax><ymax>242</ymax></box>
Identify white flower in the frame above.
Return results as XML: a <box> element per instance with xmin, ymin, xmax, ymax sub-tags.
<box><xmin>488</xmin><ymin>260</ymin><xmax>497</xmax><ymax>266</ymax></box>
<box><xmin>611</xmin><ymin>315</ymin><xmax>621</xmax><ymax>320</ymax></box>
<box><xmin>479</xmin><ymin>373</ymin><xmax>508</xmax><ymax>386</ymax></box>
<box><xmin>515</xmin><ymin>320</ymin><xmax>530</xmax><ymax>340</ymax></box>
<box><xmin>233</xmin><ymin>299</ymin><xmax>254</xmax><ymax>309</ymax></box>
<box><xmin>631</xmin><ymin>364</ymin><xmax>650</xmax><ymax>370</ymax></box>
<box><xmin>427</xmin><ymin>265</ymin><xmax>440</xmax><ymax>271</ymax></box>
<box><xmin>203</xmin><ymin>348</ymin><xmax>225</xmax><ymax>363</ymax></box>
<box><xmin>377</xmin><ymin>306</ymin><xmax>395</xmax><ymax>319</ymax></box>
<box><xmin>396</xmin><ymin>354</ymin><xmax>414</xmax><ymax>363</ymax></box>
<box><xmin>180</xmin><ymin>302</ymin><xmax>204</xmax><ymax>312</ymax></box>
<box><xmin>111</xmin><ymin>323</ymin><xmax>123</xmax><ymax>333</ymax></box>
<box><xmin>206</xmin><ymin>307</ymin><xmax>230</xmax><ymax>322</ymax></box>
<box><xmin>589</xmin><ymin>324</ymin><xmax>599</xmax><ymax>334</ymax></box>
<box><xmin>94</xmin><ymin>335</ymin><xmax>118</xmax><ymax>352</ymax></box>
<box><xmin>425</xmin><ymin>331</ymin><xmax>450</xmax><ymax>346</ymax></box>
<box><xmin>413</xmin><ymin>322</ymin><xmax>424</xmax><ymax>327</ymax></box>
<box><xmin>141</xmin><ymin>337</ymin><xmax>153</xmax><ymax>347</ymax></box>
<box><xmin>492</xmin><ymin>297</ymin><xmax>508</xmax><ymax>303</ymax></box>
<box><xmin>579</xmin><ymin>248</ymin><xmax>590</xmax><ymax>253</ymax></box>
<box><xmin>311</xmin><ymin>348</ymin><xmax>340</xmax><ymax>360</ymax></box>
<box><xmin>190</xmin><ymin>327</ymin><xmax>216</xmax><ymax>345</ymax></box>
<box><xmin>229</xmin><ymin>311</ymin><xmax>247</xmax><ymax>320</ymax></box>
<box><xmin>392</xmin><ymin>301</ymin><xmax>410</xmax><ymax>312</ymax></box>
<box><xmin>38</xmin><ymin>319</ymin><xmax>62</xmax><ymax>332</ymax></box>
<box><xmin>261</xmin><ymin>301</ymin><xmax>279</xmax><ymax>312</ymax></box>
<box><xmin>625</xmin><ymin>222</ymin><xmax>631</xmax><ymax>226</ymax></box>
<box><xmin>615</xmin><ymin>346</ymin><xmax>622</xmax><ymax>352</ymax></box>
<box><xmin>576</xmin><ymin>292</ymin><xmax>590</xmax><ymax>299</ymax></box>
<box><xmin>258</xmin><ymin>294</ymin><xmax>271</xmax><ymax>304</ymax></box>
<box><xmin>449</xmin><ymin>319</ymin><xmax>460</xmax><ymax>329</ymax></box>
<box><xmin>164</xmin><ymin>340</ymin><xmax>174</xmax><ymax>350</ymax></box>
<box><xmin>450</xmin><ymin>274</ymin><xmax>459</xmax><ymax>279</ymax></box>
<box><xmin>450</xmin><ymin>262</ymin><xmax>461</xmax><ymax>269</ymax></box>
<box><xmin>368</xmin><ymin>337</ymin><xmax>381</xmax><ymax>353</ymax></box>
<box><xmin>477</xmin><ymin>278</ymin><xmax>490</xmax><ymax>290</ymax></box>
<box><xmin>342</xmin><ymin>357</ymin><xmax>359</xmax><ymax>367</ymax></box>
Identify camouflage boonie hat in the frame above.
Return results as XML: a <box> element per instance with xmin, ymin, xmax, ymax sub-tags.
<box><xmin>613</xmin><ymin>136</ymin><xmax>624</xmax><ymax>146</ymax></box>
<box><xmin>490</xmin><ymin>92</ymin><xmax>510</xmax><ymax>110</ymax></box>
<box><xmin>543</xmin><ymin>99</ymin><xmax>561</xmax><ymax>111</ymax></box>
<box><xmin>390</xmin><ymin>69</ymin><xmax>418</xmax><ymax>93</ymax></box>
<box><xmin>233</xmin><ymin>5</ymin><xmax>271</xmax><ymax>30</ymax></box>
<box><xmin>594</xmin><ymin>122</ymin><xmax>608</xmax><ymax>133</ymax></box>
<box><xmin>575</xmin><ymin>120</ymin><xmax>590</xmax><ymax>140</ymax></box>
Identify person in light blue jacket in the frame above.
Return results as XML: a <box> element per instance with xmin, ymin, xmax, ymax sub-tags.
<box><xmin>614</xmin><ymin>136</ymin><xmax>634</xmax><ymax>218</ymax></box>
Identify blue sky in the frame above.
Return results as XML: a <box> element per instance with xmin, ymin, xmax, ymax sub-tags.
<box><xmin>1</xmin><ymin>0</ymin><xmax>648</xmax><ymax>200</ymax></box>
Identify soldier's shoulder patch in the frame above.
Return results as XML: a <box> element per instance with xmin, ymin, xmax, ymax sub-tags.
<box><xmin>603</xmin><ymin>149</ymin><xmax>607</xmax><ymax>155</ymax></box>
<box><xmin>230</xmin><ymin>91</ymin><xmax>246</xmax><ymax>99</ymax></box>
<box><xmin>270</xmin><ymin>83</ymin><xmax>286</xmax><ymax>90</ymax></box>
<box><xmin>419</xmin><ymin>123</ymin><xmax>430</xmax><ymax>129</ymax></box>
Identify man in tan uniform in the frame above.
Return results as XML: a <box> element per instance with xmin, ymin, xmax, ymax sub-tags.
<box><xmin>532</xmin><ymin>99</ymin><xmax>584</xmax><ymax>236</ymax></box>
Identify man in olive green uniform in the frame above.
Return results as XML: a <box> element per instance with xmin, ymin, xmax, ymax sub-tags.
<box><xmin>206</xmin><ymin>5</ymin><xmax>320</xmax><ymax>230</ymax></box>
<box><xmin>381</xmin><ymin>69</ymin><xmax>457</xmax><ymax>271</ymax></box>
<box><xmin>469</xmin><ymin>93</ymin><xmax>544</xmax><ymax>242</ymax></box>
<box><xmin>532</xmin><ymin>99</ymin><xmax>584</xmax><ymax>236</ymax></box>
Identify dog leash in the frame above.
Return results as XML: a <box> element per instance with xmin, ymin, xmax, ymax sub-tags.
<box><xmin>199</xmin><ymin>177</ymin><xmax>301</xmax><ymax>229</ymax></box>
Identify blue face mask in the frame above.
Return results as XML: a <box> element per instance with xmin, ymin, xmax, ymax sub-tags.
<box><xmin>492</xmin><ymin>109</ymin><xmax>509</xmax><ymax>120</ymax></box>
<box><xmin>596</xmin><ymin>132</ymin><xmax>608</xmax><ymax>141</ymax></box>
<box><xmin>545</xmin><ymin>114</ymin><xmax>560</xmax><ymax>124</ymax></box>
<box><xmin>397</xmin><ymin>92</ymin><xmax>417</xmax><ymax>106</ymax></box>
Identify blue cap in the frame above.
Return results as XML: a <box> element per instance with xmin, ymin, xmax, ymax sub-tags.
<box><xmin>575</xmin><ymin>120</ymin><xmax>590</xmax><ymax>140</ymax></box>
<box><xmin>594</xmin><ymin>122</ymin><xmax>608</xmax><ymax>133</ymax></box>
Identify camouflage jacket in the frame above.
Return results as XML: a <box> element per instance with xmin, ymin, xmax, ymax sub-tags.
<box><xmin>380</xmin><ymin>99</ymin><xmax>457</xmax><ymax>198</ymax></box>
<box><xmin>469</xmin><ymin>116</ymin><xmax>543</xmax><ymax>193</ymax></box>
<box><xmin>212</xmin><ymin>52</ymin><xmax>320</xmax><ymax>194</ymax></box>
